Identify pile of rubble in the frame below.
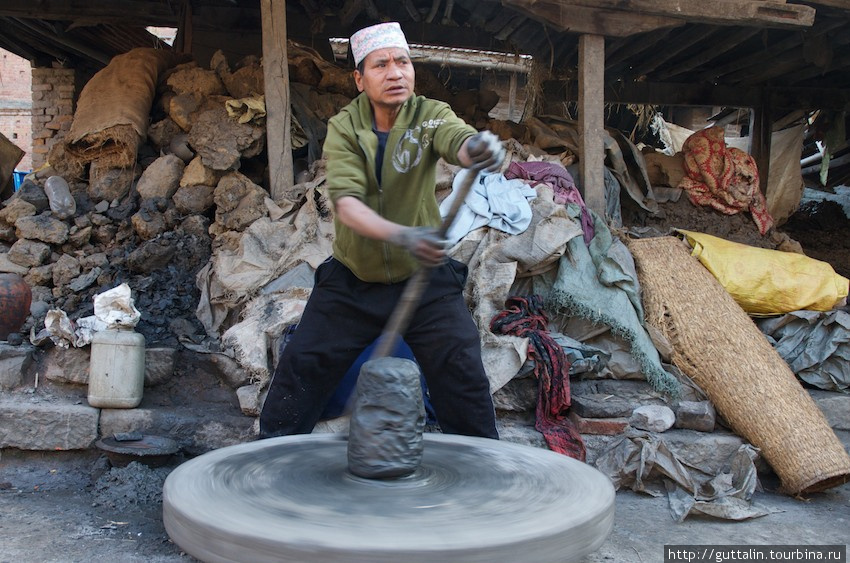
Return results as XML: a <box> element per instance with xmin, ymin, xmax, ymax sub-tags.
<box><xmin>0</xmin><ymin>47</ymin><xmax>321</xmax><ymax>346</ymax></box>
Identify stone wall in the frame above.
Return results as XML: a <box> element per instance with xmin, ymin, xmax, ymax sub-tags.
<box><xmin>30</xmin><ymin>67</ymin><xmax>76</xmax><ymax>171</ymax></box>
<box><xmin>0</xmin><ymin>49</ymin><xmax>33</xmax><ymax>171</ymax></box>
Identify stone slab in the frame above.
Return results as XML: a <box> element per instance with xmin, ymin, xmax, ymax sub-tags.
<box><xmin>99</xmin><ymin>406</ymin><xmax>256</xmax><ymax>456</ymax></box>
<box><xmin>0</xmin><ymin>397</ymin><xmax>98</xmax><ymax>450</ymax></box>
<box><xmin>0</xmin><ymin>344</ymin><xmax>33</xmax><ymax>390</ymax></box>
<box><xmin>571</xmin><ymin>393</ymin><xmax>636</xmax><ymax>418</ymax></box>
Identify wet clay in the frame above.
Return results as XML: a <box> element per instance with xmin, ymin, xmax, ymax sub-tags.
<box><xmin>162</xmin><ymin>434</ymin><xmax>616</xmax><ymax>563</ymax></box>
<box><xmin>347</xmin><ymin>357</ymin><xmax>425</xmax><ymax>479</ymax></box>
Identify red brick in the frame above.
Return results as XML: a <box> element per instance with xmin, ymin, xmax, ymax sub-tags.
<box><xmin>568</xmin><ymin>411</ymin><xmax>628</xmax><ymax>435</ymax></box>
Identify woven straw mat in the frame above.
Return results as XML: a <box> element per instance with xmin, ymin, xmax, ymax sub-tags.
<box><xmin>626</xmin><ymin>236</ymin><xmax>850</xmax><ymax>495</ymax></box>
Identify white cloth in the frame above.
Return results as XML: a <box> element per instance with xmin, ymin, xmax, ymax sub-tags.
<box><xmin>440</xmin><ymin>169</ymin><xmax>536</xmax><ymax>245</ymax></box>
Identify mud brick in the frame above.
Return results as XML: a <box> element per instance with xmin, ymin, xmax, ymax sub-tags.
<box><xmin>568</xmin><ymin>411</ymin><xmax>628</xmax><ymax>435</ymax></box>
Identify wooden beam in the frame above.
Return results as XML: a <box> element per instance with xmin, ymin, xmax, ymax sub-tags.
<box><xmin>797</xmin><ymin>0</ymin><xmax>850</xmax><ymax>8</ymax></box>
<box><xmin>699</xmin><ymin>19</ymin><xmax>844</xmax><ymax>82</ymax></box>
<box><xmin>340</xmin><ymin>0</ymin><xmax>365</xmax><ymax>27</ymax></box>
<box><xmin>601</xmin><ymin>80</ymin><xmax>850</xmax><ymax>110</ymax></box>
<box><xmin>502</xmin><ymin>0</ymin><xmax>684</xmax><ymax>37</ymax></box>
<box><xmin>0</xmin><ymin>0</ymin><xmax>179</xmax><ymax>26</ymax></box>
<box><xmin>261</xmin><ymin>0</ymin><xmax>294</xmax><ymax>202</ymax></box>
<box><xmin>767</xmin><ymin>86</ymin><xmax>850</xmax><ymax>110</ymax></box>
<box><xmin>174</xmin><ymin>1</ymin><xmax>193</xmax><ymax>55</ymax></box>
<box><xmin>0</xmin><ymin>19</ymin><xmax>72</xmax><ymax>63</ymax></box>
<box><xmin>578</xmin><ymin>34</ymin><xmax>606</xmax><ymax>216</ymax></box>
<box><xmin>506</xmin><ymin>0</ymin><xmax>816</xmax><ymax>28</ymax></box>
<box><xmin>749</xmin><ymin>94</ymin><xmax>772</xmax><ymax>195</ymax></box>
<box><xmin>286</xmin><ymin>16</ymin><xmax>509</xmax><ymax>55</ymax></box>
<box><xmin>12</xmin><ymin>17</ymin><xmax>110</xmax><ymax>64</ymax></box>
<box><xmin>410</xmin><ymin>45</ymin><xmax>532</xmax><ymax>73</ymax></box>
<box><xmin>0</xmin><ymin>27</ymin><xmax>39</xmax><ymax>62</ymax></box>
<box><xmin>654</xmin><ymin>27</ymin><xmax>762</xmax><ymax>80</ymax></box>
<box><xmin>732</xmin><ymin>31</ymin><xmax>850</xmax><ymax>84</ymax></box>
<box><xmin>785</xmin><ymin>49</ymin><xmax>850</xmax><ymax>85</ymax></box>
<box><xmin>605</xmin><ymin>27</ymin><xmax>676</xmax><ymax>68</ymax></box>
<box><xmin>625</xmin><ymin>25</ymin><xmax>718</xmax><ymax>80</ymax></box>
<box><xmin>508</xmin><ymin>72</ymin><xmax>518</xmax><ymax>121</ymax></box>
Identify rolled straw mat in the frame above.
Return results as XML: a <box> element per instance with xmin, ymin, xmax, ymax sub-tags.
<box><xmin>626</xmin><ymin>236</ymin><xmax>850</xmax><ymax>495</ymax></box>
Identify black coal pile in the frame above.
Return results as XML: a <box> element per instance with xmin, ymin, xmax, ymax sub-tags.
<box><xmin>2</xmin><ymin>177</ymin><xmax>212</xmax><ymax>346</ymax></box>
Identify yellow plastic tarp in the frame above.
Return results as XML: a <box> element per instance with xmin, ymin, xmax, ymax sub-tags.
<box><xmin>677</xmin><ymin>229</ymin><xmax>849</xmax><ymax>316</ymax></box>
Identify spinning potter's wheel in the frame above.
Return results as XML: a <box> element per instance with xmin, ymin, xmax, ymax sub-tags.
<box><xmin>164</xmin><ymin>352</ymin><xmax>614</xmax><ymax>563</ymax></box>
<box><xmin>163</xmin><ymin>432</ymin><xmax>615</xmax><ymax>563</ymax></box>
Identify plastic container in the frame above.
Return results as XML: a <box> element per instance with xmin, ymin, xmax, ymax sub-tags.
<box><xmin>88</xmin><ymin>328</ymin><xmax>145</xmax><ymax>408</ymax></box>
<box><xmin>44</xmin><ymin>175</ymin><xmax>76</xmax><ymax>219</ymax></box>
<box><xmin>12</xmin><ymin>171</ymin><xmax>28</xmax><ymax>191</ymax></box>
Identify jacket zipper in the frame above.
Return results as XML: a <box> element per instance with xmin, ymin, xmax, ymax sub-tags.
<box><xmin>359</xmin><ymin>133</ymin><xmax>394</xmax><ymax>282</ymax></box>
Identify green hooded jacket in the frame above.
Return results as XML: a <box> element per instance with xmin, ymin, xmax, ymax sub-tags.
<box><xmin>324</xmin><ymin>92</ymin><xmax>476</xmax><ymax>283</ymax></box>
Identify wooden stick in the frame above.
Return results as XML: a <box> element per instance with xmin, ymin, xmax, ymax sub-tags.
<box><xmin>370</xmin><ymin>168</ymin><xmax>480</xmax><ymax>360</ymax></box>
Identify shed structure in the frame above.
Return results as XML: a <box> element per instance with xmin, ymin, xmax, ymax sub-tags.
<box><xmin>1</xmin><ymin>1</ymin><xmax>848</xmax><ymax>207</ymax></box>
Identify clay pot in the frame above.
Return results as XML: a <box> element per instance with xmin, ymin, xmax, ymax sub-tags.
<box><xmin>0</xmin><ymin>273</ymin><xmax>32</xmax><ymax>340</ymax></box>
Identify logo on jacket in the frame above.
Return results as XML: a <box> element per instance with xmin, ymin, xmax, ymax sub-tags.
<box><xmin>392</xmin><ymin>118</ymin><xmax>446</xmax><ymax>173</ymax></box>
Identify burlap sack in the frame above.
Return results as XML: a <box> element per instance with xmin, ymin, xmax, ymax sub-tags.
<box><xmin>67</xmin><ymin>48</ymin><xmax>182</xmax><ymax>168</ymax></box>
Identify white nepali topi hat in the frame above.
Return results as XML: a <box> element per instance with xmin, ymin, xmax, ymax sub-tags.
<box><xmin>350</xmin><ymin>22</ymin><xmax>410</xmax><ymax>66</ymax></box>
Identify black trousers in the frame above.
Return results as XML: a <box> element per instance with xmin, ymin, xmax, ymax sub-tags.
<box><xmin>259</xmin><ymin>257</ymin><xmax>499</xmax><ymax>439</ymax></box>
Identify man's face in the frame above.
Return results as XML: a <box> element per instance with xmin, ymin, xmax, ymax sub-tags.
<box><xmin>354</xmin><ymin>47</ymin><xmax>415</xmax><ymax>110</ymax></box>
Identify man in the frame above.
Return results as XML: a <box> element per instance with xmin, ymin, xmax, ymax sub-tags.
<box><xmin>259</xmin><ymin>21</ymin><xmax>504</xmax><ymax>439</ymax></box>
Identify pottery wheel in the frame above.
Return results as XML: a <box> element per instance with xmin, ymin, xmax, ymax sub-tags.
<box><xmin>163</xmin><ymin>433</ymin><xmax>615</xmax><ymax>563</ymax></box>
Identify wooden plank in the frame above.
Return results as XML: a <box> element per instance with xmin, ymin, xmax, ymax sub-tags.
<box><xmin>0</xmin><ymin>19</ymin><xmax>73</xmax><ymax>63</ymax></box>
<box><xmin>339</xmin><ymin>0</ymin><xmax>365</xmax><ymax>27</ymax></box>
<box><xmin>502</xmin><ymin>0</ymin><xmax>684</xmax><ymax>37</ymax></box>
<box><xmin>410</xmin><ymin>45</ymin><xmax>532</xmax><ymax>73</ymax></box>
<box><xmin>508</xmin><ymin>0</ymin><xmax>815</xmax><ymax>28</ymax></box>
<box><xmin>797</xmin><ymin>0</ymin><xmax>850</xmax><ymax>8</ymax></box>
<box><xmin>605</xmin><ymin>27</ymin><xmax>676</xmax><ymax>68</ymax></box>
<box><xmin>0</xmin><ymin>0</ymin><xmax>179</xmax><ymax>26</ymax></box>
<box><xmin>260</xmin><ymin>0</ymin><xmax>294</xmax><ymax>203</ymax></box>
<box><xmin>174</xmin><ymin>1</ymin><xmax>192</xmax><ymax>55</ymax></box>
<box><xmin>495</xmin><ymin>15</ymin><xmax>528</xmax><ymax>41</ymax></box>
<box><xmin>508</xmin><ymin>72</ymin><xmax>518</xmax><ymax>122</ymax></box>
<box><xmin>601</xmin><ymin>80</ymin><xmax>850</xmax><ymax>110</ymax></box>
<box><xmin>699</xmin><ymin>18</ymin><xmax>844</xmax><ymax>81</ymax></box>
<box><xmin>655</xmin><ymin>27</ymin><xmax>762</xmax><ymax>80</ymax></box>
<box><xmin>785</xmin><ymin>48</ymin><xmax>850</xmax><ymax>85</ymax></box>
<box><xmin>578</xmin><ymin>34</ymin><xmax>606</xmax><ymax>216</ymax></box>
<box><xmin>732</xmin><ymin>31</ymin><xmax>850</xmax><ymax>84</ymax></box>
<box><xmin>11</xmin><ymin>17</ymin><xmax>109</xmax><ymax>64</ymax></box>
<box><xmin>749</xmin><ymin>97</ymin><xmax>772</xmax><ymax>195</ymax></box>
<box><xmin>626</xmin><ymin>25</ymin><xmax>717</xmax><ymax>79</ymax></box>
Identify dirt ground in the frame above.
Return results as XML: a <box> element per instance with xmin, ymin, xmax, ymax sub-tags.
<box><xmin>631</xmin><ymin>190</ymin><xmax>850</xmax><ymax>280</ymax></box>
<box><xmin>1</xmin><ymin>447</ymin><xmax>848</xmax><ymax>563</ymax></box>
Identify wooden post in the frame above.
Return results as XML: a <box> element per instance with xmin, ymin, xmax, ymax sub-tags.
<box><xmin>749</xmin><ymin>91</ymin><xmax>772</xmax><ymax>196</ymax></box>
<box><xmin>175</xmin><ymin>1</ymin><xmax>192</xmax><ymax>55</ymax></box>
<box><xmin>578</xmin><ymin>34</ymin><xmax>606</xmax><ymax>217</ymax></box>
<box><xmin>261</xmin><ymin>0</ymin><xmax>294</xmax><ymax>202</ymax></box>
<box><xmin>508</xmin><ymin>72</ymin><xmax>517</xmax><ymax>122</ymax></box>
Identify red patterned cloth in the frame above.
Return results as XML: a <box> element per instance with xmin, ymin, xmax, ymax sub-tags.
<box><xmin>678</xmin><ymin>126</ymin><xmax>774</xmax><ymax>235</ymax></box>
<box><xmin>490</xmin><ymin>295</ymin><xmax>586</xmax><ymax>461</ymax></box>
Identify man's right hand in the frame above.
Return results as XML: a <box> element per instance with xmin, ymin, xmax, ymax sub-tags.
<box><xmin>466</xmin><ymin>131</ymin><xmax>506</xmax><ymax>172</ymax></box>
<box><xmin>388</xmin><ymin>226</ymin><xmax>447</xmax><ymax>267</ymax></box>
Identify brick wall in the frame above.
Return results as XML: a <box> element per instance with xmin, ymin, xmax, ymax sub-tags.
<box><xmin>0</xmin><ymin>49</ymin><xmax>33</xmax><ymax>171</ymax></box>
<box><xmin>30</xmin><ymin>67</ymin><xmax>75</xmax><ymax>171</ymax></box>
